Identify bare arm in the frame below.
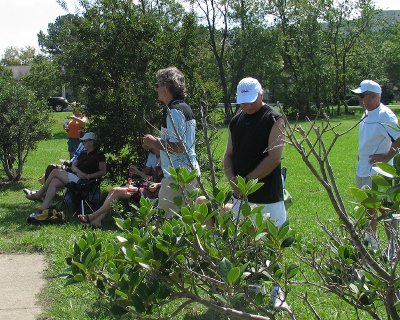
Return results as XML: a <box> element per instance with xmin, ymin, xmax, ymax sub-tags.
<box><xmin>223</xmin><ymin>129</ymin><xmax>241</xmax><ymax>198</ymax></box>
<box><xmin>143</xmin><ymin>134</ymin><xmax>185</xmax><ymax>154</ymax></box>
<box><xmin>370</xmin><ymin>137</ymin><xmax>400</xmax><ymax>164</ymax></box>
<box><xmin>129</xmin><ymin>165</ymin><xmax>152</xmax><ymax>179</ymax></box>
<box><xmin>72</xmin><ymin>161</ymin><xmax>107</xmax><ymax>180</ymax></box>
<box><xmin>68</xmin><ymin>115</ymin><xmax>87</xmax><ymax>125</ymax></box>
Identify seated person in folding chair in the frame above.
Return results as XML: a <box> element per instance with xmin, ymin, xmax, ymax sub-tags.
<box><xmin>24</xmin><ymin>132</ymin><xmax>107</xmax><ymax>214</ymax></box>
<box><xmin>77</xmin><ymin>147</ymin><xmax>162</xmax><ymax>228</ymax></box>
<box><xmin>37</xmin><ymin>142</ymin><xmax>86</xmax><ymax>185</ymax></box>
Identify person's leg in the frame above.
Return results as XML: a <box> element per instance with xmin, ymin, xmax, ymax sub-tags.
<box><xmin>158</xmin><ymin>177</ymin><xmax>188</xmax><ymax>218</ymax></box>
<box><xmin>68</xmin><ymin>138</ymin><xmax>80</xmax><ymax>159</ymax></box>
<box><xmin>259</xmin><ymin>201</ymin><xmax>290</xmax><ymax>310</ymax></box>
<box><xmin>39</xmin><ymin>170</ymin><xmax>70</xmax><ymax>210</ymax></box>
<box><xmin>68</xmin><ymin>139</ymin><xmax>74</xmax><ymax>159</ymax></box>
<box><xmin>81</xmin><ymin>187</ymin><xmax>131</xmax><ymax>226</ymax></box>
<box><xmin>226</xmin><ymin>199</ymin><xmax>290</xmax><ymax>310</ymax></box>
<box><xmin>25</xmin><ymin>168</ymin><xmax>68</xmax><ymax>201</ymax></box>
<box><xmin>356</xmin><ymin>176</ymin><xmax>379</xmax><ymax>248</ymax></box>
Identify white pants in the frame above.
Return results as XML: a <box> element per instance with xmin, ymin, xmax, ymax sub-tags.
<box><xmin>356</xmin><ymin>176</ymin><xmax>372</xmax><ymax>189</ymax></box>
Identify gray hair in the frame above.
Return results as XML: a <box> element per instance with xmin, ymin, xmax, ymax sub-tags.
<box><xmin>156</xmin><ymin>66</ymin><xmax>187</xmax><ymax>100</ymax></box>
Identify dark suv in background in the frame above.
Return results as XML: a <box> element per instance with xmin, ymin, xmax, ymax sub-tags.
<box><xmin>47</xmin><ymin>97</ymin><xmax>70</xmax><ymax>112</ymax></box>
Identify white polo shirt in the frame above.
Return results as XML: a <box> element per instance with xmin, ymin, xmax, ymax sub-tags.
<box><xmin>358</xmin><ymin>103</ymin><xmax>400</xmax><ymax>177</ymax></box>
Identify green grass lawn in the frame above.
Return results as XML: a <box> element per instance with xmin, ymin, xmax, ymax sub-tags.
<box><xmin>0</xmin><ymin>106</ymin><xmax>398</xmax><ymax>319</ymax></box>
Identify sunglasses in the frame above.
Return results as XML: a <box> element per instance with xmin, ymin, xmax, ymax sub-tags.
<box><xmin>81</xmin><ymin>139</ymin><xmax>93</xmax><ymax>143</ymax></box>
<box><xmin>358</xmin><ymin>92</ymin><xmax>373</xmax><ymax>98</ymax></box>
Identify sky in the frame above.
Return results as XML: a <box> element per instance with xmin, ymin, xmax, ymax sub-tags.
<box><xmin>0</xmin><ymin>0</ymin><xmax>399</xmax><ymax>57</ymax></box>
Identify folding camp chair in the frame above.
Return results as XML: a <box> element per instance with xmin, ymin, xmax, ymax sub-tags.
<box><xmin>62</xmin><ymin>179</ymin><xmax>101</xmax><ymax>216</ymax></box>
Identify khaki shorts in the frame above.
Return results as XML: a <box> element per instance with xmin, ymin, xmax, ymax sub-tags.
<box><xmin>158</xmin><ymin>176</ymin><xmax>198</xmax><ymax>218</ymax></box>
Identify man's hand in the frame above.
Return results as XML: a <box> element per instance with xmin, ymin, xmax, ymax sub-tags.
<box><xmin>148</xmin><ymin>183</ymin><xmax>160</xmax><ymax>192</ymax></box>
<box><xmin>229</xmin><ymin>176</ymin><xmax>242</xmax><ymax>199</ymax></box>
<box><xmin>71</xmin><ymin>164</ymin><xmax>88</xmax><ymax>179</ymax></box>
<box><xmin>76</xmin><ymin>171</ymin><xmax>89</xmax><ymax>179</ymax></box>
<box><xmin>369</xmin><ymin>153</ymin><xmax>390</xmax><ymax>164</ymax></box>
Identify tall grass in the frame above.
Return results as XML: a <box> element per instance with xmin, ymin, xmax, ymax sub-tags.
<box><xmin>0</xmin><ymin>106</ymin><xmax>399</xmax><ymax>319</ymax></box>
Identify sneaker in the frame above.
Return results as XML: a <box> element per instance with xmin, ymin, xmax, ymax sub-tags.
<box><xmin>364</xmin><ymin>232</ymin><xmax>380</xmax><ymax>250</ymax></box>
<box><xmin>23</xmin><ymin>188</ymin><xmax>35</xmax><ymax>196</ymax></box>
<box><xmin>270</xmin><ymin>286</ymin><xmax>291</xmax><ymax>311</ymax></box>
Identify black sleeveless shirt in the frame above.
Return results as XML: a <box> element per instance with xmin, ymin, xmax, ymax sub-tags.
<box><xmin>229</xmin><ymin>105</ymin><xmax>283</xmax><ymax>204</ymax></box>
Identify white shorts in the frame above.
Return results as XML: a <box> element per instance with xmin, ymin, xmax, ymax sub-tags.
<box><xmin>229</xmin><ymin>198</ymin><xmax>287</xmax><ymax>227</ymax></box>
<box><xmin>67</xmin><ymin>172</ymin><xmax>80</xmax><ymax>183</ymax></box>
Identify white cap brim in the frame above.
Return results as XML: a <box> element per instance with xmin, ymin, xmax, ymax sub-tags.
<box><xmin>351</xmin><ymin>88</ymin><xmax>362</xmax><ymax>94</ymax></box>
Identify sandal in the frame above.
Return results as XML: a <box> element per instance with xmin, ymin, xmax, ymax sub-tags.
<box><xmin>77</xmin><ymin>214</ymin><xmax>101</xmax><ymax>228</ymax></box>
<box><xmin>78</xmin><ymin>214</ymin><xmax>90</xmax><ymax>224</ymax></box>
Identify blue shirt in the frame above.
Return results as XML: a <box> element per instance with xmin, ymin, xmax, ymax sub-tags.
<box><xmin>160</xmin><ymin>100</ymin><xmax>200</xmax><ymax>177</ymax></box>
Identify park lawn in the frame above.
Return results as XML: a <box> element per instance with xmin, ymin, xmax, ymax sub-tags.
<box><xmin>0</xmin><ymin>106</ymin><xmax>399</xmax><ymax>319</ymax></box>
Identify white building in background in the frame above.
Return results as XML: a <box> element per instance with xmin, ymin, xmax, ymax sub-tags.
<box><xmin>6</xmin><ymin>65</ymin><xmax>31</xmax><ymax>80</ymax></box>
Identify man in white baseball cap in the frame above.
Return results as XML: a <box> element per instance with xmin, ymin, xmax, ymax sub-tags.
<box><xmin>352</xmin><ymin>80</ymin><xmax>400</xmax><ymax>250</ymax></box>
<box><xmin>224</xmin><ymin>77</ymin><xmax>289</xmax><ymax>310</ymax></box>
<box><xmin>351</xmin><ymin>79</ymin><xmax>382</xmax><ymax>95</ymax></box>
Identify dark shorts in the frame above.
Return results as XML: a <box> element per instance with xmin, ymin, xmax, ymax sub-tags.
<box><xmin>67</xmin><ymin>138</ymin><xmax>80</xmax><ymax>153</ymax></box>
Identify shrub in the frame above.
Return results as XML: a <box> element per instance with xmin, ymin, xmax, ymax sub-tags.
<box><xmin>0</xmin><ymin>77</ymin><xmax>51</xmax><ymax>181</ymax></box>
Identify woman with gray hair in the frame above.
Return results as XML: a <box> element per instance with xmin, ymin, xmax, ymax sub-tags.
<box><xmin>143</xmin><ymin>67</ymin><xmax>200</xmax><ymax>218</ymax></box>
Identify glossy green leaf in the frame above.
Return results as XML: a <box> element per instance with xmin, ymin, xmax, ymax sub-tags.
<box><xmin>266</xmin><ymin>220</ymin><xmax>278</xmax><ymax>239</ymax></box>
<box><xmin>72</xmin><ymin>273</ymin><xmax>85</xmax><ymax>282</ymax></box>
<box><xmin>240</xmin><ymin>203</ymin><xmax>252</xmax><ymax>217</ymax></box>
<box><xmin>349</xmin><ymin>187</ymin><xmax>368</xmax><ymax>201</ymax></box>
<box><xmin>255</xmin><ymin>212</ymin><xmax>263</xmax><ymax>229</ymax></box>
<box><xmin>286</xmin><ymin>263</ymin><xmax>299</xmax><ymax>279</ymax></box>
<box><xmin>227</xmin><ymin>267</ymin><xmax>241</xmax><ymax>284</ymax></box>
<box><xmin>255</xmin><ymin>232</ymin><xmax>267</xmax><ymax>241</ymax></box>
<box><xmin>371</xmin><ymin>174</ymin><xmax>391</xmax><ymax>187</ymax></box>
<box><xmin>219</xmin><ymin>258</ymin><xmax>232</xmax><ymax>281</ymax></box>
<box><xmin>374</xmin><ymin>162</ymin><xmax>398</xmax><ymax>177</ymax></box>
